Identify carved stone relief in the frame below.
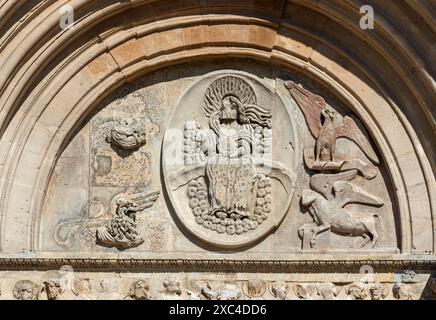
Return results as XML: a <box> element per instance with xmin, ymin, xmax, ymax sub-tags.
<box><xmin>0</xmin><ymin>270</ymin><xmax>432</xmax><ymax>300</ymax></box>
<box><xmin>13</xmin><ymin>280</ymin><xmax>38</xmax><ymax>300</ymax></box>
<box><xmin>285</xmin><ymin>81</ymin><xmax>379</xmax><ymax>178</ymax></box>
<box><xmin>97</xmin><ymin>279</ymin><xmax>121</xmax><ymax>300</ymax></box>
<box><xmin>163</xmin><ymin>74</ymin><xmax>296</xmax><ymax>248</ymax></box>
<box><xmin>47</xmin><ymin>88</ymin><xmax>162</xmax><ymax>252</ymax></box>
<box><xmin>95</xmin><ymin>191</ymin><xmax>160</xmax><ymax>249</ymax></box>
<box><xmin>285</xmin><ymin>81</ymin><xmax>386</xmax><ymax>250</ymax></box>
<box><xmin>369</xmin><ymin>282</ymin><xmax>388</xmax><ymax>300</ymax></box>
<box><xmin>346</xmin><ymin>282</ymin><xmax>368</xmax><ymax>300</ymax></box>
<box><xmin>242</xmin><ymin>280</ymin><xmax>267</xmax><ymax>299</ymax></box>
<box><xmin>270</xmin><ymin>282</ymin><xmax>290</xmax><ymax>300</ymax></box>
<box><xmin>41</xmin><ymin>62</ymin><xmax>398</xmax><ymax>254</ymax></box>
<box><xmin>106</xmin><ymin>113</ymin><xmax>149</xmax><ymax>151</ymax></box>
<box><xmin>299</xmin><ymin>170</ymin><xmax>383</xmax><ymax>249</ymax></box>
<box><xmin>214</xmin><ymin>283</ymin><xmax>242</xmax><ymax>300</ymax></box>
<box><xmin>160</xmin><ymin>279</ymin><xmax>183</xmax><ymax>300</ymax></box>
<box><xmin>316</xmin><ymin>283</ymin><xmax>341</xmax><ymax>300</ymax></box>
<box><xmin>42</xmin><ymin>278</ymin><xmax>65</xmax><ymax>300</ymax></box>
<box><xmin>392</xmin><ymin>283</ymin><xmax>421</xmax><ymax>300</ymax></box>
<box><xmin>125</xmin><ymin>280</ymin><xmax>152</xmax><ymax>300</ymax></box>
<box><xmin>197</xmin><ymin>282</ymin><xmax>218</xmax><ymax>300</ymax></box>
<box><xmin>293</xmin><ymin>283</ymin><xmax>317</xmax><ymax>300</ymax></box>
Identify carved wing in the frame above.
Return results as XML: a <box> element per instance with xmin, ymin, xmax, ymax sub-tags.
<box><xmin>129</xmin><ymin>191</ymin><xmax>160</xmax><ymax>211</ymax></box>
<box><xmin>284</xmin><ymin>81</ymin><xmax>325</xmax><ymax>138</ymax></box>
<box><xmin>309</xmin><ymin>170</ymin><xmax>358</xmax><ymax>200</ymax></box>
<box><xmin>332</xmin><ymin>181</ymin><xmax>383</xmax><ymax>208</ymax></box>
<box><xmin>334</xmin><ymin>116</ymin><xmax>379</xmax><ymax>164</ymax></box>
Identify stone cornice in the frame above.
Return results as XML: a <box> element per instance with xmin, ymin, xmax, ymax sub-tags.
<box><xmin>1</xmin><ymin>256</ymin><xmax>435</xmax><ymax>273</ymax></box>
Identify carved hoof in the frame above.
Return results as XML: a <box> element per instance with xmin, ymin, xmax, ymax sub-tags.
<box><xmin>355</xmin><ymin>236</ymin><xmax>371</xmax><ymax>249</ymax></box>
<box><xmin>310</xmin><ymin>238</ymin><xmax>317</xmax><ymax>248</ymax></box>
<box><xmin>298</xmin><ymin>223</ymin><xmax>316</xmax><ymax>240</ymax></box>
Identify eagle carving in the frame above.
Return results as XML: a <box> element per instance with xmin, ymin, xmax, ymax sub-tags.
<box><xmin>285</xmin><ymin>81</ymin><xmax>379</xmax><ymax>165</ymax></box>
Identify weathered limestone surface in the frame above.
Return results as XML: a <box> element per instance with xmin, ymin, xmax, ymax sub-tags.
<box><xmin>42</xmin><ymin>61</ymin><xmax>399</xmax><ymax>254</ymax></box>
<box><xmin>0</xmin><ymin>0</ymin><xmax>434</xmax><ymax>300</ymax></box>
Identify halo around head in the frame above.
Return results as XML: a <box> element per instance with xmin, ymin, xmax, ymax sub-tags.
<box><xmin>203</xmin><ymin>75</ymin><xmax>256</xmax><ymax>117</ymax></box>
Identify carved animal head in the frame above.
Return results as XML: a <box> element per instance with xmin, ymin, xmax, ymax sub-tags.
<box><xmin>301</xmin><ymin>190</ymin><xmax>320</xmax><ymax>207</ymax></box>
<box><xmin>107</xmin><ymin>114</ymin><xmax>147</xmax><ymax>150</ymax></box>
<box><xmin>284</xmin><ymin>81</ymin><xmax>326</xmax><ymax>110</ymax></box>
<box><xmin>13</xmin><ymin>280</ymin><xmax>38</xmax><ymax>300</ymax></box>
<box><xmin>116</xmin><ymin>199</ymin><xmax>140</xmax><ymax>218</ymax></box>
<box><xmin>43</xmin><ymin>279</ymin><xmax>63</xmax><ymax>300</ymax></box>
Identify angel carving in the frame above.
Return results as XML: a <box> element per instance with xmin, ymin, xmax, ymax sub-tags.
<box><xmin>285</xmin><ymin>81</ymin><xmax>379</xmax><ymax>178</ymax></box>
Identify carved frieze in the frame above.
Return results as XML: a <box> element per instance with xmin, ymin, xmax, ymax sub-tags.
<box><xmin>392</xmin><ymin>283</ymin><xmax>420</xmax><ymax>300</ymax></box>
<box><xmin>293</xmin><ymin>283</ymin><xmax>316</xmax><ymax>300</ymax></box>
<box><xmin>346</xmin><ymin>282</ymin><xmax>368</xmax><ymax>300</ymax></box>
<box><xmin>0</xmin><ymin>272</ymin><xmax>432</xmax><ymax>300</ymax></box>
